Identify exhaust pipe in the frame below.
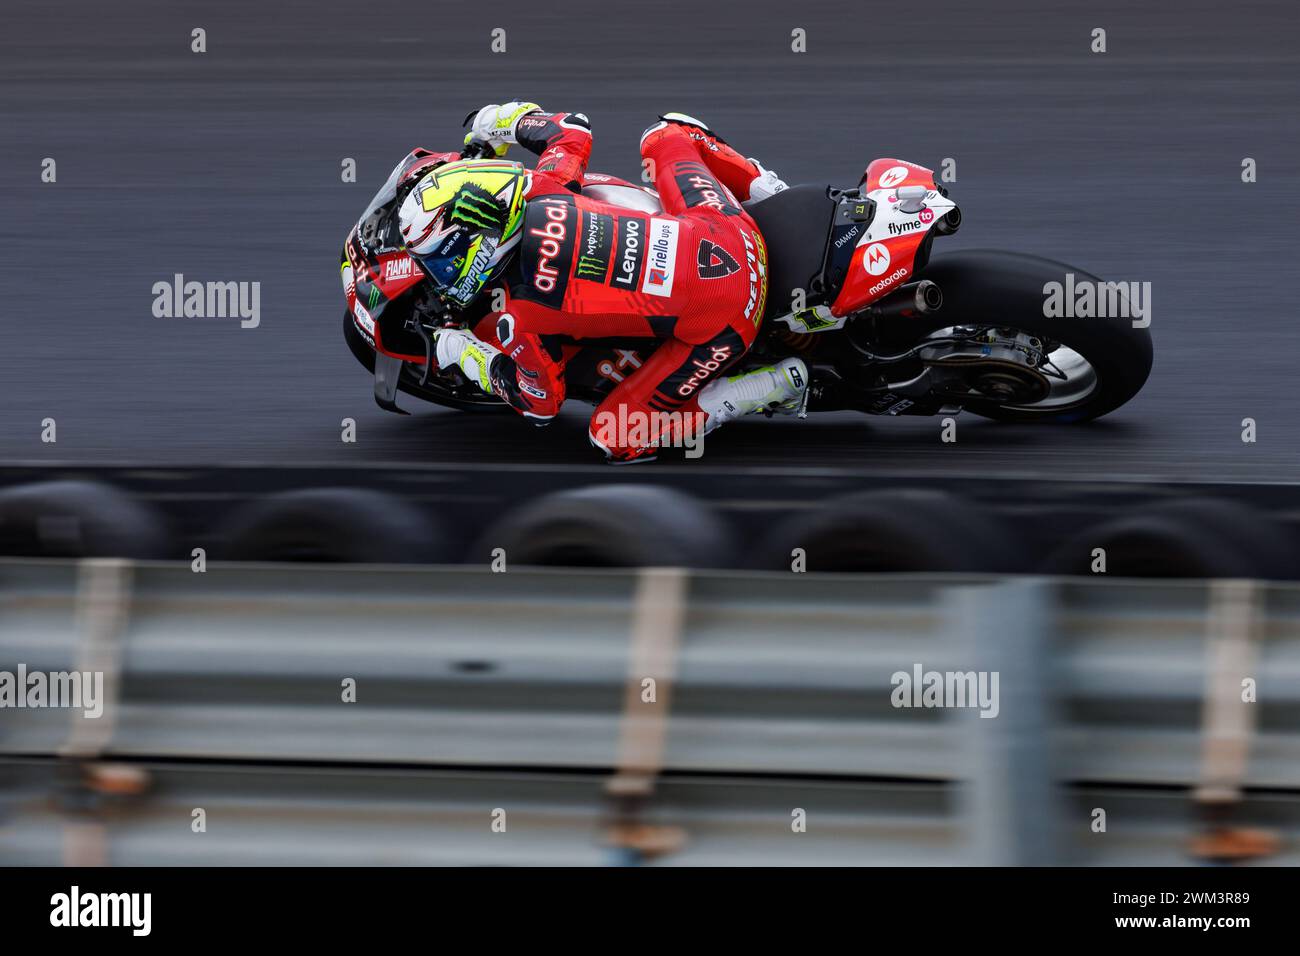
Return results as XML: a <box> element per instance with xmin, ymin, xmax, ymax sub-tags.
<box><xmin>847</xmin><ymin>279</ymin><xmax>946</xmax><ymax>363</ymax></box>
<box><xmin>934</xmin><ymin>208</ymin><xmax>961</xmax><ymax>235</ymax></box>
<box><xmin>866</xmin><ymin>280</ymin><xmax>943</xmax><ymax>320</ymax></box>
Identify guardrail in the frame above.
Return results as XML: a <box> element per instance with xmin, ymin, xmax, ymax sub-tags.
<box><xmin>2</xmin><ymin>560</ymin><xmax>1297</xmax><ymax>865</ymax></box>
<box><xmin>7</xmin><ymin>761</ymin><xmax>1296</xmax><ymax>867</ymax></box>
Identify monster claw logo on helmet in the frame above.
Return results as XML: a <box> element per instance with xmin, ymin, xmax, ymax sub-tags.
<box><xmin>398</xmin><ymin>159</ymin><xmax>527</xmax><ymax>308</ymax></box>
<box><xmin>446</xmin><ymin>182</ymin><xmax>509</xmax><ymax>232</ymax></box>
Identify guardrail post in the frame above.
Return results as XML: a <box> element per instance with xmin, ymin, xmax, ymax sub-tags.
<box><xmin>604</xmin><ymin>567</ymin><xmax>689</xmax><ymax>864</ymax></box>
<box><xmin>1195</xmin><ymin>579</ymin><xmax>1260</xmax><ymax>804</ymax></box>
<box><xmin>1189</xmin><ymin>578</ymin><xmax>1278</xmax><ymax>861</ymax></box>
<box><xmin>61</xmin><ymin>558</ymin><xmax>132</xmax><ymax>759</ymax></box>
<box><xmin>952</xmin><ymin>578</ymin><xmax>1065</xmax><ymax>865</ymax></box>
<box><xmin>59</xmin><ymin>558</ymin><xmax>136</xmax><ymax>867</ymax></box>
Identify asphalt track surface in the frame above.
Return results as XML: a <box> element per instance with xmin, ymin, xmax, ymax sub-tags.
<box><xmin>2</xmin><ymin>0</ymin><xmax>1298</xmax><ymax>481</ymax></box>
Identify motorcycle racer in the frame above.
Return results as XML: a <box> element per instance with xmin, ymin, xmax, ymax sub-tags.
<box><xmin>398</xmin><ymin>103</ymin><xmax>808</xmax><ymax>461</ymax></box>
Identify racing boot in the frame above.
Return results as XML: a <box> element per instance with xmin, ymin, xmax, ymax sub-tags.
<box><xmin>434</xmin><ymin>328</ymin><xmax>503</xmax><ymax>395</ymax></box>
<box><xmin>696</xmin><ymin>357</ymin><xmax>809</xmax><ymax>433</ymax></box>
<box><xmin>747</xmin><ymin>158</ymin><xmax>789</xmax><ymax>202</ymax></box>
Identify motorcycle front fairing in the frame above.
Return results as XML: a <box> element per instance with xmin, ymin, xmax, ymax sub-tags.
<box><xmin>343</xmin><ymin>149</ymin><xmax>467</xmax><ymax>411</ymax></box>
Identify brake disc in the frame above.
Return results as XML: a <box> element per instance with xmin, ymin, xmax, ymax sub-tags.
<box><xmin>918</xmin><ymin>329</ymin><xmax>1051</xmax><ymax>403</ymax></box>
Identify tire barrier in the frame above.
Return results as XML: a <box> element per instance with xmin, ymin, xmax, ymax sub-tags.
<box><xmin>1045</xmin><ymin>497</ymin><xmax>1298</xmax><ymax>580</ymax></box>
<box><xmin>219</xmin><ymin>487</ymin><xmax>450</xmax><ymax>564</ymax></box>
<box><xmin>0</xmin><ymin>480</ymin><xmax>168</xmax><ymax>560</ymax></box>
<box><xmin>753</xmin><ymin>489</ymin><xmax>1016</xmax><ymax>573</ymax></box>
<box><xmin>1</xmin><ymin>474</ymin><xmax>1299</xmax><ymax>578</ymax></box>
<box><xmin>473</xmin><ymin>484</ymin><xmax>737</xmax><ymax>568</ymax></box>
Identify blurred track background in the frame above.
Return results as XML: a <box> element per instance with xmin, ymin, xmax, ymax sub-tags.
<box><xmin>1</xmin><ymin>0</ymin><xmax>1297</xmax><ymax>478</ymax></box>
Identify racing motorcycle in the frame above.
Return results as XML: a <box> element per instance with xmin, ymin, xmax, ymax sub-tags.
<box><xmin>341</xmin><ymin>142</ymin><xmax>1152</xmax><ymax>426</ymax></box>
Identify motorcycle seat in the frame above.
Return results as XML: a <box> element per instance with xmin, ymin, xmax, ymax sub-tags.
<box><xmin>744</xmin><ymin>184</ymin><xmax>839</xmax><ymax>322</ymax></box>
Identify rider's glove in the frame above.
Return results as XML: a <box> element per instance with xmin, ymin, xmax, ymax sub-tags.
<box><xmin>748</xmin><ymin>159</ymin><xmax>789</xmax><ymax>202</ymax></box>
<box><xmin>435</xmin><ymin>328</ymin><xmax>502</xmax><ymax>395</ymax></box>
<box><xmin>463</xmin><ymin>102</ymin><xmax>543</xmax><ymax>157</ymax></box>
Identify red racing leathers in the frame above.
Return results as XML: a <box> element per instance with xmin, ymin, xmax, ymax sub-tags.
<box><xmin>465</xmin><ymin>111</ymin><xmax>770</xmax><ymax>460</ymax></box>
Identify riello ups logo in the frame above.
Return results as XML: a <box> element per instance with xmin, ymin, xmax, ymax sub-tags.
<box><xmin>641</xmin><ymin>218</ymin><xmax>679</xmax><ymax>298</ymax></box>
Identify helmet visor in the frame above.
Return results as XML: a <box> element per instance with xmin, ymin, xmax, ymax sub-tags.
<box><xmin>416</xmin><ymin>231</ymin><xmax>499</xmax><ymax>309</ymax></box>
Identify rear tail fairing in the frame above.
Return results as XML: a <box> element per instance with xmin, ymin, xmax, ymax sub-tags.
<box><xmin>830</xmin><ymin>159</ymin><xmax>958</xmax><ymax>316</ymax></box>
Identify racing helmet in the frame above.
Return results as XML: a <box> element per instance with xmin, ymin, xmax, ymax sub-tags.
<box><xmin>397</xmin><ymin>158</ymin><xmax>528</xmax><ymax>309</ymax></box>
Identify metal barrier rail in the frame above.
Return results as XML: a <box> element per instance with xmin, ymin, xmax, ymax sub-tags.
<box><xmin>5</xmin><ymin>760</ymin><xmax>1299</xmax><ymax>867</ymax></box>
<box><xmin>2</xmin><ymin>559</ymin><xmax>1296</xmax><ymax>864</ymax></box>
<box><xmin>3</xmin><ymin>560</ymin><xmax>1298</xmax><ymax>784</ymax></box>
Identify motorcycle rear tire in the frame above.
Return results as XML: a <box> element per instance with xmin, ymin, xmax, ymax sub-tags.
<box><xmin>915</xmin><ymin>250</ymin><xmax>1153</xmax><ymax>423</ymax></box>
